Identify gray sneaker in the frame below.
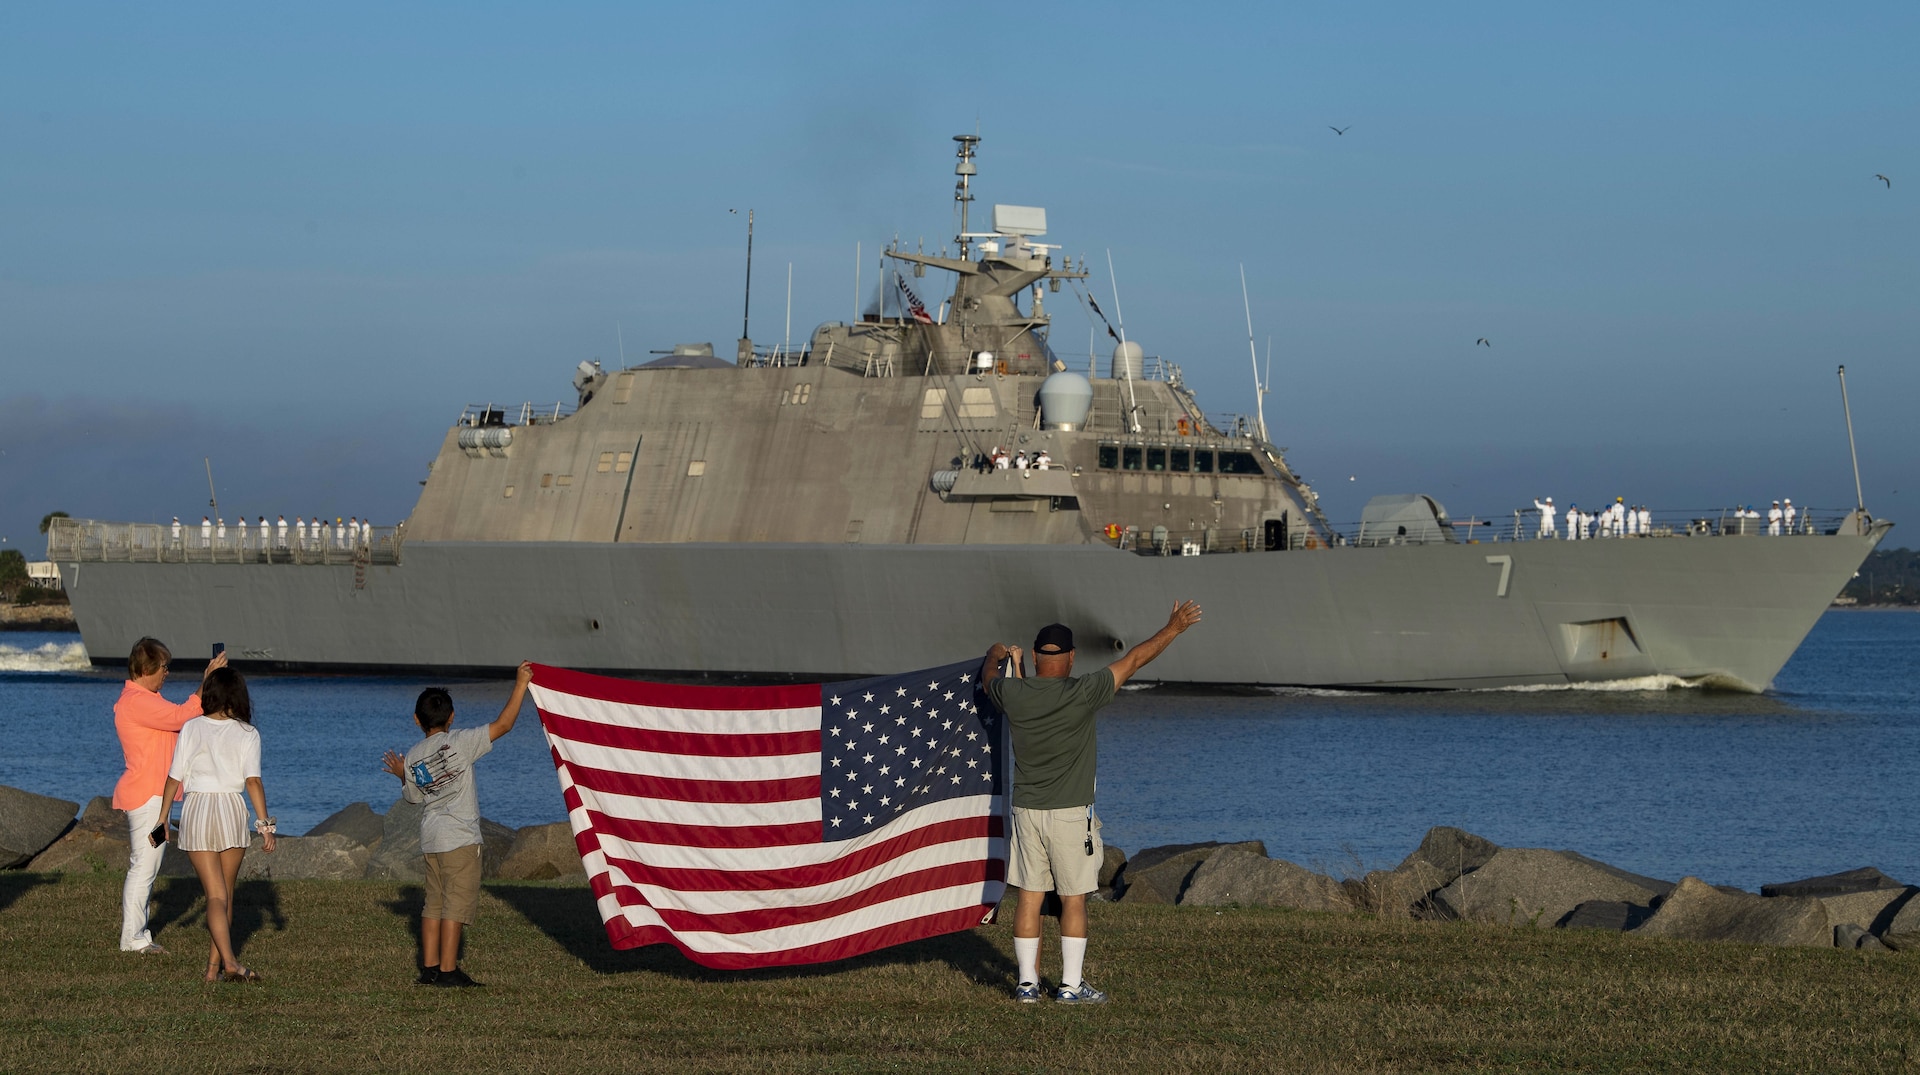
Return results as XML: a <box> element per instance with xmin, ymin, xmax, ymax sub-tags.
<box><xmin>1012</xmin><ymin>981</ymin><xmax>1042</xmax><ymax>1003</ymax></box>
<box><xmin>1054</xmin><ymin>981</ymin><xmax>1108</xmax><ymax>1004</ymax></box>
<box><xmin>131</xmin><ymin>943</ymin><xmax>169</xmax><ymax>956</ymax></box>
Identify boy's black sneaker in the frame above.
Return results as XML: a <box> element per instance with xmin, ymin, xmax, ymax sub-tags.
<box><xmin>415</xmin><ymin>967</ymin><xmax>441</xmax><ymax>985</ymax></box>
<box><xmin>436</xmin><ymin>968</ymin><xmax>482</xmax><ymax>988</ymax></box>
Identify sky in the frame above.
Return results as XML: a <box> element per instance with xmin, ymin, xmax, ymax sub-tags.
<box><xmin>2</xmin><ymin>2</ymin><xmax>1915</xmax><ymax>550</ymax></box>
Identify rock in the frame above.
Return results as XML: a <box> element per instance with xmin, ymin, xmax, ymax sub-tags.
<box><xmin>363</xmin><ymin>798</ymin><xmax>514</xmax><ymax>881</ymax></box>
<box><xmin>158</xmin><ymin>843</ymin><xmax>197</xmax><ymax>878</ymax></box>
<box><xmin>495</xmin><ymin>822</ymin><xmax>585</xmax><ymax>882</ymax></box>
<box><xmin>27</xmin><ymin>827</ymin><xmax>129</xmax><ymax>873</ymax></box>
<box><xmin>1429</xmin><ymin>848</ymin><xmax>1669</xmax><ymax>928</ymax></box>
<box><xmin>1099</xmin><ymin>845</ymin><xmax>1127</xmax><ymax>892</ymax></box>
<box><xmin>1561</xmin><ymin>899</ymin><xmax>1656</xmax><ymax>932</ymax></box>
<box><xmin>1868</xmin><ymin>889</ymin><xmax>1920</xmax><ymax>947</ymax></box>
<box><xmin>0</xmin><ymin>786</ymin><xmax>80</xmax><ymax>868</ymax></box>
<box><xmin>237</xmin><ymin>833</ymin><xmax>370</xmax><ymax>881</ymax></box>
<box><xmin>1397</xmin><ymin>826</ymin><xmax>1502</xmax><ymax>886</ymax></box>
<box><xmin>1117</xmin><ymin>841</ymin><xmax>1266</xmax><ymax>904</ymax></box>
<box><xmin>1834</xmin><ymin>923</ymin><xmax>1890</xmax><ymax>951</ymax></box>
<box><xmin>1631</xmin><ymin>876</ymin><xmax>1830</xmax><ymax>947</ymax></box>
<box><xmin>1762</xmin><ymin>866</ymin><xmax>1907</xmax><ymax>899</ymax></box>
<box><xmin>1357</xmin><ymin>860</ymin><xmax>1449</xmax><ymax>918</ymax></box>
<box><xmin>1818</xmin><ymin>886</ymin><xmax>1917</xmax><ymax>934</ymax></box>
<box><xmin>1181</xmin><ymin>847</ymin><xmax>1351</xmax><ymax>912</ymax></box>
<box><xmin>305</xmin><ymin>802</ymin><xmax>385</xmax><ymax>849</ymax></box>
<box><xmin>74</xmin><ymin>796</ymin><xmax>122</xmax><ymax>835</ymax></box>
<box><xmin>363</xmin><ymin>797</ymin><xmax>425</xmax><ymax>881</ymax></box>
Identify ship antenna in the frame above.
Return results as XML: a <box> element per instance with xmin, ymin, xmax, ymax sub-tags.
<box><xmin>617</xmin><ymin>323</ymin><xmax>625</xmax><ymax>365</ymax></box>
<box><xmin>1838</xmin><ymin>365</ymin><xmax>1866</xmax><ymax>512</ymax></box>
<box><xmin>1106</xmin><ymin>249</ymin><xmax>1141</xmax><ymax>433</ymax></box>
<box><xmin>739</xmin><ymin>209</ymin><xmax>755</xmax><ymax>363</ymax></box>
<box><xmin>204</xmin><ymin>457</ymin><xmax>218</xmax><ymax>518</ymax></box>
<box><xmin>953</xmin><ymin>135</ymin><xmax>980</xmax><ymax>260</ymax></box>
<box><xmin>1240</xmin><ymin>264</ymin><xmax>1269</xmax><ymax>444</ymax></box>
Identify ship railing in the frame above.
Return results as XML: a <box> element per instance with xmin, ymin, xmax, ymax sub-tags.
<box><xmin>1490</xmin><ymin>506</ymin><xmax>1852</xmax><ymax>542</ymax></box>
<box><xmin>456</xmin><ymin>402</ymin><xmax>575</xmax><ymax>428</ymax></box>
<box><xmin>46</xmin><ymin>518</ymin><xmax>406</xmax><ymax>567</ymax></box>
<box><xmin>1097</xmin><ymin>506</ymin><xmax>1859</xmax><ymax>555</ymax></box>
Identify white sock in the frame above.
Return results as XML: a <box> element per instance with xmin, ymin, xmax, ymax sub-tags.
<box><xmin>1060</xmin><ymin>936</ymin><xmax>1087</xmax><ymax>990</ymax></box>
<box><xmin>1014</xmin><ymin>936</ymin><xmax>1040</xmax><ymax>984</ymax></box>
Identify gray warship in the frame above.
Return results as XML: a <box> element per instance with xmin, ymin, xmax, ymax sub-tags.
<box><xmin>49</xmin><ymin>135</ymin><xmax>1891</xmax><ymax>690</ymax></box>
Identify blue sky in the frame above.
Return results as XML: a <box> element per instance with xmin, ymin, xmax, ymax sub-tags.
<box><xmin>2</xmin><ymin>2</ymin><xmax>1914</xmax><ymax>549</ymax></box>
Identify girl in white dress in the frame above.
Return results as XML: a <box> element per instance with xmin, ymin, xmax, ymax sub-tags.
<box><xmin>159</xmin><ymin>667</ymin><xmax>276</xmax><ymax>982</ymax></box>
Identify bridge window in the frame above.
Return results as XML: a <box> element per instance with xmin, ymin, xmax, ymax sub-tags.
<box><xmin>1218</xmin><ymin>451</ymin><xmax>1264</xmax><ymax>475</ymax></box>
<box><xmin>1146</xmin><ymin>448</ymin><xmax>1167</xmax><ymax>472</ymax></box>
<box><xmin>1193</xmin><ymin>451</ymin><xmax>1214</xmax><ymax>474</ymax></box>
<box><xmin>921</xmin><ymin>388</ymin><xmax>948</xmax><ymax>419</ymax></box>
<box><xmin>597</xmin><ymin>452</ymin><xmax>614</xmax><ymax>473</ymax></box>
<box><xmin>1170</xmin><ymin>449</ymin><xmax>1191</xmax><ymax>473</ymax></box>
<box><xmin>1097</xmin><ymin>444</ymin><xmax>1119</xmax><ymax>469</ymax></box>
<box><xmin>1121</xmin><ymin>446</ymin><xmax>1143</xmax><ymax>471</ymax></box>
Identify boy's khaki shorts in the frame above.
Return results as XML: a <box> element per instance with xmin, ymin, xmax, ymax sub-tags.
<box><xmin>1009</xmin><ymin>805</ymin><xmax>1103</xmax><ymax>896</ymax></box>
<box><xmin>424</xmin><ymin>844</ymin><xmax>483</xmax><ymax>924</ymax></box>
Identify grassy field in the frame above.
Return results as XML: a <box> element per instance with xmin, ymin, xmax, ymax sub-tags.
<box><xmin>3</xmin><ymin>872</ymin><xmax>1919</xmax><ymax>1074</ymax></box>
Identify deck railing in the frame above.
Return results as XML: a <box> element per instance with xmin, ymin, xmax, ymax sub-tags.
<box><xmin>46</xmin><ymin>518</ymin><xmax>405</xmax><ymax>566</ymax></box>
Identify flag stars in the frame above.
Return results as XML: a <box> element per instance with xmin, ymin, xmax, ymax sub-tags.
<box><xmin>863</xmin><ymin>753</ymin><xmax>874</xmax><ymax>763</ymax></box>
<box><xmin>943</xmin><ymin>691</ymin><xmax>954</xmax><ymax>701</ymax></box>
<box><xmin>863</xmin><ymin>814</ymin><xmax>875</xmax><ymax>825</ymax></box>
<box><xmin>830</xmin><ymin>695</ymin><xmax>841</xmax><ymax>706</ymax></box>
<box><xmin>895</xmin><ymin>715</ymin><xmax>907</xmax><ymax>726</ymax></box>
<box><xmin>878</xmin><ymin>734</ymin><xmax>890</xmax><ymax>745</ymax></box>
<box><xmin>863</xmin><ymin>692</ymin><xmax>874</xmax><ymax>702</ymax></box>
<box><xmin>967</xmin><ymin>732</ymin><xmax>978</xmax><ymax>742</ymax></box>
<box><xmin>862</xmin><ymin>784</ymin><xmax>873</xmax><ymax>794</ymax></box>
<box><xmin>846</xmin><ymin>771</ymin><xmax>858</xmax><ymax>781</ymax></box>
<box><xmin>896</xmin><ymin>745</ymin><xmax>907</xmax><ymax>755</ymax></box>
<box><xmin>895</xmin><ymin>777</ymin><xmax>906</xmax><ymax>787</ymax></box>
<box><xmin>878</xmin><ymin>764</ymin><xmax>891</xmax><ymax>775</ymax></box>
<box><xmin>862</xmin><ymin>722</ymin><xmax>874</xmax><ymax>733</ymax></box>
<box><xmin>829</xmin><ymin>787</ymin><xmax>841</xmax><ymax>797</ymax></box>
<box><xmin>830</xmin><ymin>757</ymin><xmax>842</xmax><ymax>768</ymax></box>
<box><xmin>879</xmin><ymin>705</ymin><xmax>890</xmax><ymax>715</ymax></box>
<box><xmin>912</xmin><ymin>699</ymin><xmax>923</xmax><ymax>709</ymax></box>
<box><xmin>895</xmin><ymin>687</ymin><xmax>907</xmax><ymax>697</ymax></box>
<box><xmin>879</xmin><ymin>796</ymin><xmax>891</xmax><ymax>806</ymax></box>
<box><xmin>845</xmin><ymin>709</ymin><xmax>857</xmax><ymax>719</ymax></box>
<box><xmin>927</xmin><ymin>681</ymin><xmax>939</xmax><ymax>691</ymax></box>
<box><xmin>959</xmin><ymin>674</ymin><xmax>972</xmax><ymax>683</ymax></box>
<box><xmin>829</xmin><ymin>726</ymin><xmax>841</xmax><ymax>737</ymax></box>
<box><xmin>830</xmin><ymin>817</ymin><xmax>842</xmax><ymax>827</ymax></box>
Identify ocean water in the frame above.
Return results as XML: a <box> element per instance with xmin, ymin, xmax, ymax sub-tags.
<box><xmin>2</xmin><ymin>611</ymin><xmax>1915</xmax><ymax>891</ymax></box>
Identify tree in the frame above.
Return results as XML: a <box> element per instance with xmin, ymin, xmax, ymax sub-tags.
<box><xmin>39</xmin><ymin>511</ymin><xmax>69</xmax><ymax>535</ymax></box>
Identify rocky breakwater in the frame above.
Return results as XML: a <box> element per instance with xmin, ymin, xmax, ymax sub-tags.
<box><xmin>6</xmin><ymin>784</ymin><xmax>588</xmax><ymax>884</ymax></box>
<box><xmin>1092</xmin><ymin>825</ymin><xmax>1920</xmax><ymax>953</ymax></box>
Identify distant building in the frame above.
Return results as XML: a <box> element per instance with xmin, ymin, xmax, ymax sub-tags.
<box><xmin>26</xmin><ymin>562</ymin><xmax>62</xmax><ymax>591</ymax></box>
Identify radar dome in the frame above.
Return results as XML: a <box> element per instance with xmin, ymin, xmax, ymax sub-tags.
<box><xmin>1111</xmin><ymin>340</ymin><xmax>1144</xmax><ymax>380</ymax></box>
<box><xmin>1038</xmin><ymin>371</ymin><xmax>1094</xmax><ymax>431</ymax></box>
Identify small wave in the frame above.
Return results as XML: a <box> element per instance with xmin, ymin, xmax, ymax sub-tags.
<box><xmin>1264</xmin><ymin>685</ymin><xmax>1385</xmax><ymax>698</ymax></box>
<box><xmin>1479</xmin><ymin>674</ymin><xmax>1710</xmax><ymax>694</ymax></box>
<box><xmin>0</xmin><ymin>641</ymin><xmax>92</xmax><ymax>673</ymax></box>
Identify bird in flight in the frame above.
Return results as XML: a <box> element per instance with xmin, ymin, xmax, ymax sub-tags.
<box><xmin>1476</xmin><ymin>338</ymin><xmax>1491</xmax><ymax>348</ymax></box>
<box><xmin>1875</xmin><ymin>174</ymin><xmax>1891</xmax><ymax>188</ymax></box>
<box><xmin>1329</xmin><ymin>126</ymin><xmax>1350</xmax><ymax>136</ymax></box>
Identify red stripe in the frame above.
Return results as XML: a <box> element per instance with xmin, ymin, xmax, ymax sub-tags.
<box><xmin>533</xmin><ymin>663</ymin><xmax>821</xmax><ymax>712</ymax></box>
<box><xmin>586</xmin><ymin>809</ymin><xmax>822</xmax><ymax>849</ymax></box>
<box><xmin>596</xmin><ymin>860</ymin><xmax>1005</xmax><ymax>935</ymax></box>
<box><xmin>562</xmin><ymin>759</ymin><xmax>819</xmax><ymax>805</ymax></box>
<box><xmin>601</xmin><ymin>905</ymin><xmax>998</xmax><ymax>969</ymax></box>
<box><xmin>587</xmin><ymin>815</ymin><xmax>1005</xmax><ymax>892</ymax></box>
<box><xmin>542</xmin><ymin>709</ymin><xmax>819</xmax><ymax>758</ymax></box>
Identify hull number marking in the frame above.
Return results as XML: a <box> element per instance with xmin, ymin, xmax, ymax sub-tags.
<box><xmin>1484</xmin><ymin>555</ymin><xmax>1512</xmax><ymax>598</ymax></box>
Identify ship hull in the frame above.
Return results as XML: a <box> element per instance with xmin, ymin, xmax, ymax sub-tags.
<box><xmin>56</xmin><ymin>529</ymin><xmax>1887</xmax><ymax>691</ymax></box>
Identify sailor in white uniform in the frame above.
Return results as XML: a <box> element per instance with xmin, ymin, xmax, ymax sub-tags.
<box><xmin>1637</xmin><ymin>505</ymin><xmax>1651</xmax><ymax>534</ymax></box>
<box><xmin>1767</xmin><ymin>501</ymin><xmax>1783</xmax><ymax>536</ymax></box>
<box><xmin>1783</xmin><ymin>499</ymin><xmax>1797</xmax><ymax>534</ymax></box>
<box><xmin>1533</xmin><ymin>497</ymin><xmax>1557</xmax><ymax>540</ymax></box>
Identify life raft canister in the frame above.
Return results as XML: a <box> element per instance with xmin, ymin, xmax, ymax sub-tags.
<box><xmin>1177</xmin><ymin>417</ymin><xmax>1191</xmax><ymax>436</ymax></box>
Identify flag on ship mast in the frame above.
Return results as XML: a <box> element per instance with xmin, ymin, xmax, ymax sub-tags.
<box><xmin>894</xmin><ymin>271</ymin><xmax>935</xmax><ymax>324</ymax></box>
<box><xmin>529</xmin><ymin>660</ymin><xmax>1008</xmax><ymax>969</ymax></box>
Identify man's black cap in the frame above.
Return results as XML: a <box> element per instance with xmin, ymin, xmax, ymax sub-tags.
<box><xmin>1033</xmin><ymin>623</ymin><xmax>1075</xmax><ymax>654</ymax></box>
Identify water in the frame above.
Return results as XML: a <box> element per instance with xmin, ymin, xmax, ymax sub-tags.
<box><xmin>3</xmin><ymin>611</ymin><xmax>1915</xmax><ymax>891</ymax></box>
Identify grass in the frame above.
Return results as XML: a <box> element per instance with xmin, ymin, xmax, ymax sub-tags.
<box><xmin>3</xmin><ymin>872</ymin><xmax>1920</xmax><ymax>1073</ymax></box>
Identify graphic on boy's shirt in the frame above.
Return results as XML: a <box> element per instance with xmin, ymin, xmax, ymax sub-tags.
<box><xmin>409</xmin><ymin>741</ymin><xmax>467</xmax><ymax>797</ymax></box>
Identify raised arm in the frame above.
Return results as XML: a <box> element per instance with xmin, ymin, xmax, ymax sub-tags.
<box><xmin>1106</xmin><ymin>600</ymin><xmax>1203</xmax><ymax>688</ymax></box>
<box><xmin>981</xmin><ymin>644</ymin><xmax>1012</xmax><ymax>688</ymax></box>
<box><xmin>487</xmin><ymin>662</ymin><xmax>535</xmax><ymax>741</ymax></box>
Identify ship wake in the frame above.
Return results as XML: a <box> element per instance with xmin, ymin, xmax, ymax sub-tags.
<box><xmin>0</xmin><ymin>641</ymin><xmax>92</xmax><ymax>673</ymax></box>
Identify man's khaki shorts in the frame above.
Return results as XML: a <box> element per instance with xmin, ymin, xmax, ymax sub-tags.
<box><xmin>1009</xmin><ymin>805</ymin><xmax>1103</xmax><ymax>896</ymax></box>
<box><xmin>423</xmin><ymin>844</ymin><xmax>483</xmax><ymax>924</ymax></box>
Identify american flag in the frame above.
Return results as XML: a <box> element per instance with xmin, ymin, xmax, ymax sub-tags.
<box><xmin>894</xmin><ymin>271</ymin><xmax>935</xmax><ymax>324</ymax></box>
<box><xmin>530</xmin><ymin>659</ymin><xmax>1008</xmax><ymax>969</ymax></box>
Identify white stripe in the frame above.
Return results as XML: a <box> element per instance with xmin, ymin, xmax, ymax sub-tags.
<box><xmin>583</xmin><ymin>794</ymin><xmax>1000</xmax><ymax>871</ymax></box>
<box><xmin>533</xmin><ymin>685</ymin><xmax>819</xmax><ymax>736</ymax></box>
<box><xmin>607</xmin><ymin>836</ymin><xmax>1006</xmax><ymax>916</ymax></box>
<box><xmin>597</xmin><ymin>880</ymin><xmax>1005</xmax><ymax>957</ymax></box>
<box><xmin>544</xmin><ymin>729</ymin><xmax>816</xmax><ymax>781</ymax></box>
<box><xmin>569</xmin><ymin>782</ymin><xmax>822</xmax><ymax>828</ymax></box>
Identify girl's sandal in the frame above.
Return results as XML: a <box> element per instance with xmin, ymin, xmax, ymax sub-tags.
<box><xmin>221</xmin><ymin>967</ymin><xmax>261</xmax><ymax>984</ymax></box>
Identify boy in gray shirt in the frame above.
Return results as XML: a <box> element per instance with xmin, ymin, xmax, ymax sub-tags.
<box><xmin>382</xmin><ymin>661</ymin><xmax>533</xmax><ymax>986</ymax></box>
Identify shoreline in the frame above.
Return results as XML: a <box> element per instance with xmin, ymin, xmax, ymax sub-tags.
<box><xmin>0</xmin><ymin>605</ymin><xmax>75</xmax><ymax>632</ymax></box>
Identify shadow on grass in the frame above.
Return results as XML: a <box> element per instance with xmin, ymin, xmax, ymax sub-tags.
<box><xmin>486</xmin><ymin>883</ymin><xmax>1016</xmax><ymax>985</ymax></box>
<box><xmin>0</xmin><ymin>872</ymin><xmax>58</xmax><ymax>912</ymax></box>
<box><xmin>149</xmin><ymin>876</ymin><xmax>287</xmax><ymax>957</ymax></box>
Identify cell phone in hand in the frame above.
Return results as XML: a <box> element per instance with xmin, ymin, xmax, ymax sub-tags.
<box><xmin>149</xmin><ymin>823</ymin><xmax>167</xmax><ymax>848</ymax></box>
<box><xmin>212</xmin><ymin>642</ymin><xmax>226</xmax><ymax>659</ymax></box>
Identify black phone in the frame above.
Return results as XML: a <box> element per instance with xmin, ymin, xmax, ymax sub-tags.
<box><xmin>148</xmin><ymin>823</ymin><xmax>167</xmax><ymax>848</ymax></box>
<box><xmin>212</xmin><ymin>642</ymin><xmax>226</xmax><ymax>659</ymax></box>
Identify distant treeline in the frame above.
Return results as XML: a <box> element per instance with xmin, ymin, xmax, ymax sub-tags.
<box><xmin>1840</xmin><ymin>547</ymin><xmax>1920</xmax><ymax>606</ymax></box>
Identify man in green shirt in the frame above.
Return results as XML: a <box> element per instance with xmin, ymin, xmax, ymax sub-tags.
<box><xmin>982</xmin><ymin>600</ymin><xmax>1202</xmax><ymax>1004</ymax></box>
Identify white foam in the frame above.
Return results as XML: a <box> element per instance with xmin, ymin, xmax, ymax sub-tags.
<box><xmin>0</xmin><ymin>640</ymin><xmax>92</xmax><ymax>673</ymax></box>
<box><xmin>1477</xmin><ymin>674</ymin><xmax>1710</xmax><ymax>694</ymax></box>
